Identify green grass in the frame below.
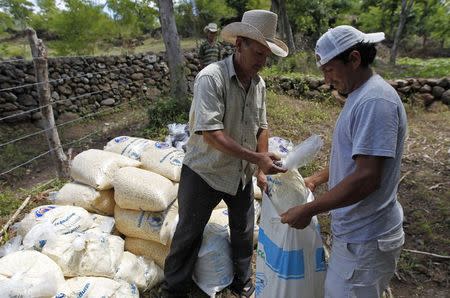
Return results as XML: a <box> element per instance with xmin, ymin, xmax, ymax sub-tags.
<box><xmin>376</xmin><ymin>57</ymin><xmax>450</xmax><ymax>79</ymax></box>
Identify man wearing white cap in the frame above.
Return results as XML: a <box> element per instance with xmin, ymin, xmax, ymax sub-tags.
<box><xmin>198</xmin><ymin>23</ymin><xmax>221</xmax><ymax>68</ymax></box>
<box><xmin>161</xmin><ymin>10</ymin><xmax>288</xmax><ymax>298</ymax></box>
<box><xmin>281</xmin><ymin>25</ymin><xmax>407</xmax><ymax>297</ymax></box>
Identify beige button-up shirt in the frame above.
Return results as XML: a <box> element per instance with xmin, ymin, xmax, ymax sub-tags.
<box><xmin>183</xmin><ymin>55</ymin><xmax>268</xmax><ymax>196</ymax></box>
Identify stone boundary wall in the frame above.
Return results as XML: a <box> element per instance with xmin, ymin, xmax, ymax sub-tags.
<box><xmin>0</xmin><ymin>51</ymin><xmax>201</xmax><ymax>123</ymax></box>
<box><xmin>265</xmin><ymin>76</ymin><xmax>450</xmax><ymax>107</ymax></box>
<box><xmin>1</xmin><ymin>51</ymin><xmax>449</xmax><ymax>124</ymax></box>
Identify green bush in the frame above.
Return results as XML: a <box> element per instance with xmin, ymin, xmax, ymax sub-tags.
<box><xmin>145</xmin><ymin>97</ymin><xmax>191</xmax><ymax>139</ymax></box>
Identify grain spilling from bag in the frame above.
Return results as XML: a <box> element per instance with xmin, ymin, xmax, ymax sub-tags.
<box><xmin>113</xmin><ymin>167</ymin><xmax>178</xmax><ymax>211</ymax></box>
<box><xmin>70</xmin><ymin>149</ymin><xmax>141</xmax><ymax>190</ymax></box>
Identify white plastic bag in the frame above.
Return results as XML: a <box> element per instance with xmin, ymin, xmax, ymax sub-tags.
<box><xmin>193</xmin><ymin>223</ymin><xmax>233</xmax><ymax>297</ymax></box>
<box><xmin>0</xmin><ymin>235</ymin><xmax>22</xmax><ymax>257</ymax></box>
<box><xmin>114</xmin><ymin>251</ymin><xmax>164</xmax><ymax>290</ymax></box>
<box><xmin>282</xmin><ymin>134</ymin><xmax>323</xmax><ymax>170</ymax></box>
<box><xmin>56</xmin><ymin>276</ymin><xmax>139</xmax><ymax>298</ymax></box>
<box><xmin>0</xmin><ymin>250</ymin><xmax>65</xmax><ymax>297</ymax></box>
<box><xmin>255</xmin><ymin>193</ymin><xmax>326</xmax><ymax>298</ymax></box>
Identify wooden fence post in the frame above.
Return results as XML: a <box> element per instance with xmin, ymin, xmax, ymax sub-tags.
<box><xmin>26</xmin><ymin>27</ymin><xmax>69</xmax><ymax>178</ymax></box>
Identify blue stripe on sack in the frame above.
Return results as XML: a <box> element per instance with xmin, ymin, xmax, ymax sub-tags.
<box><xmin>315</xmin><ymin>247</ymin><xmax>326</xmax><ymax>272</ymax></box>
<box><xmin>258</xmin><ymin>227</ymin><xmax>305</xmax><ymax>279</ymax></box>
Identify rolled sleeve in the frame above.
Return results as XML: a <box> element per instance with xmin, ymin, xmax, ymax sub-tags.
<box><xmin>191</xmin><ymin>75</ymin><xmax>225</xmax><ymax>133</ymax></box>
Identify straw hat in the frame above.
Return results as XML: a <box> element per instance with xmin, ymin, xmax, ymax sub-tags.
<box><xmin>204</xmin><ymin>23</ymin><xmax>219</xmax><ymax>33</ymax></box>
<box><xmin>221</xmin><ymin>10</ymin><xmax>288</xmax><ymax>57</ymax></box>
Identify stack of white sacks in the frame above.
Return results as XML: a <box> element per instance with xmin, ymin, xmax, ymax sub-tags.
<box><xmin>0</xmin><ymin>136</ymin><xmax>263</xmax><ymax>298</ymax></box>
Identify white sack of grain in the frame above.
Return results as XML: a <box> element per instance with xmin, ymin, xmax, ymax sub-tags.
<box><xmin>41</xmin><ymin>233</ymin><xmax>124</xmax><ymax>278</ymax></box>
<box><xmin>266</xmin><ymin>169</ymin><xmax>309</xmax><ymax>215</ymax></box>
<box><xmin>0</xmin><ymin>250</ymin><xmax>65</xmax><ymax>297</ymax></box>
<box><xmin>115</xmin><ymin>201</ymin><xmax>178</xmax><ymax>245</ymax></box>
<box><xmin>70</xmin><ymin>149</ymin><xmax>141</xmax><ymax>190</ymax></box>
<box><xmin>141</xmin><ymin>141</ymin><xmax>184</xmax><ymax>181</ymax></box>
<box><xmin>55</xmin><ymin>182</ymin><xmax>115</xmax><ymax>216</ymax></box>
<box><xmin>193</xmin><ymin>223</ymin><xmax>233</xmax><ymax>297</ymax></box>
<box><xmin>124</xmin><ymin>237</ymin><xmax>169</xmax><ymax>269</ymax></box>
<box><xmin>15</xmin><ymin>205</ymin><xmax>94</xmax><ymax>237</ymax></box>
<box><xmin>104</xmin><ymin>136</ymin><xmax>153</xmax><ymax>160</ymax></box>
<box><xmin>114</xmin><ymin>251</ymin><xmax>163</xmax><ymax>290</ymax></box>
<box><xmin>114</xmin><ymin>167</ymin><xmax>178</xmax><ymax>211</ymax></box>
<box><xmin>55</xmin><ymin>276</ymin><xmax>139</xmax><ymax>298</ymax></box>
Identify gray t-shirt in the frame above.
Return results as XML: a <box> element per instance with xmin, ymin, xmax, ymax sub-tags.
<box><xmin>329</xmin><ymin>74</ymin><xmax>407</xmax><ymax>243</ymax></box>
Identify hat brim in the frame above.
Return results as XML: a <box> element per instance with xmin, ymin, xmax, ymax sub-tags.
<box><xmin>221</xmin><ymin>22</ymin><xmax>288</xmax><ymax>57</ymax></box>
<box><xmin>362</xmin><ymin>32</ymin><xmax>385</xmax><ymax>43</ymax></box>
<box><xmin>204</xmin><ymin>28</ymin><xmax>218</xmax><ymax>33</ymax></box>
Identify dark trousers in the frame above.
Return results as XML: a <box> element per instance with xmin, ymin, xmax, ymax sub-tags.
<box><xmin>161</xmin><ymin>165</ymin><xmax>255</xmax><ymax>297</ymax></box>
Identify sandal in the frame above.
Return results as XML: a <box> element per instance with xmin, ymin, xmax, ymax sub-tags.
<box><xmin>230</xmin><ymin>279</ymin><xmax>255</xmax><ymax>298</ymax></box>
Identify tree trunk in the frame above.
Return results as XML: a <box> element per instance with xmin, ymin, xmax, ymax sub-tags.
<box><xmin>26</xmin><ymin>28</ymin><xmax>69</xmax><ymax>178</ymax></box>
<box><xmin>157</xmin><ymin>0</ymin><xmax>188</xmax><ymax>102</ymax></box>
<box><xmin>271</xmin><ymin>0</ymin><xmax>295</xmax><ymax>54</ymax></box>
<box><xmin>390</xmin><ymin>0</ymin><xmax>414</xmax><ymax>65</ymax></box>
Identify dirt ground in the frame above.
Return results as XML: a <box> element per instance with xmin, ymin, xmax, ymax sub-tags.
<box><xmin>0</xmin><ymin>95</ymin><xmax>448</xmax><ymax>297</ymax></box>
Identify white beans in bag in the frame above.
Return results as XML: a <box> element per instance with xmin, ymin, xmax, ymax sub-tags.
<box><xmin>113</xmin><ymin>167</ymin><xmax>178</xmax><ymax>211</ymax></box>
<box><xmin>0</xmin><ymin>250</ymin><xmax>65</xmax><ymax>297</ymax></box>
<box><xmin>70</xmin><ymin>149</ymin><xmax>141</xmax><ymax>190</ymax></box>
<box><xmin>141</xmin><ymin>141</ymin><xmax>184</xmax><ymax>182</ymax></box>
<box><xmin>124</xmin><ymin>237</ymin><xmax>170</xmax><ymax>269</ymax></box>
<box><xmin>55</xmin><ymin>182</ymin><xmax>115</xmax><ymax>216</ymax></box>
<box><xmin>55</xmin><ymin>276</ymin><xmax>139</xmax><ymax>298</ymax></box>
<box><xmin>115</xmin><ymin>251</ymin><xmax>164</xmax><ymax>290</ymax></box>
<box><xmin>104</xmin><ymin>136</ymin><xmax>153</xmax><ymax>160</ymax></box>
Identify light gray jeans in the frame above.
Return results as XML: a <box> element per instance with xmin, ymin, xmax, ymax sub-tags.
<box><xmin>325</xmin><ymin>227</ymin><xmax>404</xmax><ymax>298</ymax></box>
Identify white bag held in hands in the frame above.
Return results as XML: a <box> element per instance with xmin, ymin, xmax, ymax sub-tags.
<box><xmin>141</xmin><ymin>141</ymin><xmax>185</xmax><ymax>182</ymax></box>
<box><xmin>16</xmin><ymin>205</ymin><xmax>94</xmax><ymax>237</ymax></box>
<box><xmin>70</xmin><ymin>149</ymin><xmax>141</xmax><ymax>190</ymax></box>
<box><xmin>55</xmin><ymin>182</ymin><xmax>115</xmax><ymax>216</ymax></box>
<box><xmin>268</xmin><ymin>136</ymin><xmax>294</xmax><ymax>158</ymax></box>
<box><xmin>0</xmin><ymin>250</ymin><xmax>65</xmax><ymax>298</ymax></box>
<box><xmin>115</xmin><ymin>251</ymin><xmax>164</xmax><ymax>290</ymax></box>
<box><xmin>104</xmin><ymin>136</ymin><xmax>153</xmax><ymax>160</ymax></box>
<box><xmin>282</xmin><ymin>134</ymin><xmax>323</xmax><ymax>170</ymax></box>
<box><xmin>193</xmin><ymin>223</ymin><xmax>233</xmax><ymax>298</ymax></box>
<box><xmin>56</xmin><ymin>276</ymin><xmax>139</xmax><ymax>298</ymax></box>
<box><xmin>40</xmin><ymin>233</ymin><xmax>124</xmax><ymax>278</ymax></box>
<box><xmin>255</xmin><ymin>193</ymin><xmax>326</xmax><ymax>298</ymax></box>
<box><xmin>266</xmin><ymin>169</ymin><xmax>309</xmax><ymax>215</ymax></box>
<box><xmin>124</xmin><ymin>237</ymin><xmax>170</xmax><ymax>269</ymax></box>
<box><xmin>113</xmin><ymin>167</ymin><xmax>178</xmax><ymax>212</ymax></box>
<box><xmin>114</xmin><ymin>201</ymin><xmax>178</xmax><ymax>245</ymax></box>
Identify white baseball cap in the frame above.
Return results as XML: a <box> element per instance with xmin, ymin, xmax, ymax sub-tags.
<box><xmin>315</xmin><ymin>25</ymin><xmax>385</xmax><ymax>67</ymax></box>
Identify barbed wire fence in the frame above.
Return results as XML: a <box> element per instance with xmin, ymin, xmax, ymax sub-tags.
<box><xmin>0</xmin><ymin>29</ymin><xmax>152</xmax><ymax>181</ymax></box>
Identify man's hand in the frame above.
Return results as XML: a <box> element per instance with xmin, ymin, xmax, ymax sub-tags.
<box><xmin>280</xmin><ymin>205</ymin><xmax>313</xmax><ymax>229</ymax></box>
<box><xmin>256</xmin><ymin>152</ymin><xmax>287</xmax><ymax>175</ymax></box>
<box><xmin>304</xmin><ymin>177</ymin><xmax>317</xmax><ymax>192</ymax></box>
<box><xmin>256</xmin><ymin>170</ymin><xmax>267</xmax><ymax>193</ymax></box>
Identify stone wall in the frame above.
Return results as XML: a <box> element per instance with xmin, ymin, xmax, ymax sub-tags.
<box><xmin>265</xmin><ymin>76</ymin><xmax>450</xmax><ymax>107</ymax></box>
<box><xmin>1</xmin><ymin>52</ymin><xmax>449</xmax><ymax>124</ymax></box>
<box><xmin>0</xmin><ymin>51</ymin><xmax>201</xmax><ymax>123</ymax></box>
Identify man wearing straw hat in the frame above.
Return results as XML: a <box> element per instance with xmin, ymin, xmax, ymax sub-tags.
<box><xmin>161</xmin><ymin>10</ymin><xmax>288</xmax><ymax>298</ymax></box>
<box><xmin>198</xmin><ymin>22</ymin><xmax>221</xmax><ymax>68</ymax></box>
<box><xmin>281</xmin><ymin>25</ymin><xmax>407</xmax><ymax>297</ymax></box>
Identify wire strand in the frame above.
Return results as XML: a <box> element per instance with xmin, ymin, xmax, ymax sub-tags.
<box><xmin>0</xmin><ymin>96</ymin><xmax>142</xmax><ymax>148</ymax></box>
<box><xmin>0</xmin><ymin>129</ymin><xmax>101</xmax><ymax>177</ymax></box>
<box><xmin>0</xmin><ymin>64</ymin><xmax>135</xmax><ymax>93</ymax></box>
<box><xmin>0</xmin><ymin>57</ymin><xmax>29</xmax><ymax>64</ymax></box>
